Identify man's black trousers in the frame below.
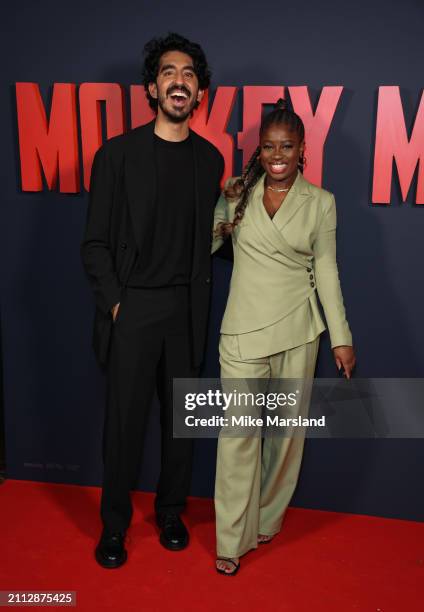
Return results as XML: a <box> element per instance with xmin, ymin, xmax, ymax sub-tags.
<box><xmin>100</xmin><ymin>285</ymin><xmax>197</xmax><ymax>533</ymax></box>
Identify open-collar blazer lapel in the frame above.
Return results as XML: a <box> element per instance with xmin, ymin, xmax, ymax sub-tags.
<box><xmin>190</xmin><ymin>130</ymin><xmax>205</xmax><ymax>280</ymax></box>
<box><xmin>124</xmin><ymin>120</ymin><xmax>157</xmax><ymax>254</ymax></box>
<box><xmin>268</xmin><ymin>170</ymin><xmax>312</xmax><ymax>231</ymax></box>
<box><xmin>249</xmin><ymin>171</ymin><xmax>313</xmax><ymax>269</ymax></box>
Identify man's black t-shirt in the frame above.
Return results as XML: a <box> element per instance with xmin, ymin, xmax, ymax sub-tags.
<box><xmin>127</xmin><ymin>133</ymin><xmax>195</xmax><ymax>287</ymax></box>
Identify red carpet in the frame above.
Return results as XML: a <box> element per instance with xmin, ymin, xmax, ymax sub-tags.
<box><xmin>1</xmin><ymin>480</ymin><xmax>423</xmax><ymax>611</ymax></box>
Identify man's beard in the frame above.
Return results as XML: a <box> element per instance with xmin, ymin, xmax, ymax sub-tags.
<box><xmin>157</xmin><ymin>91</ymin><xmax>197</xmax><ymax>123</ymax></box>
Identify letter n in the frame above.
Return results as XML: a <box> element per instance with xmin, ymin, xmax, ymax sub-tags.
<box><xmin>16</xmin><ymin>83</ymin><xmax>79</xmax><ymax>192</ymax></box>
<box><xmin>372</xmin><ymin>86</ymin><xmax>424</xmax><ymax>204</ymax></box>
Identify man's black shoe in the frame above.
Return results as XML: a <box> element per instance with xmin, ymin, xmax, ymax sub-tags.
<box><xmin>156</xmin><ymin>512</ymin><xmax>189</xmax><ymax>551</ymax></box>
<box><xmin>95</xmin><ymin>530</ymin><xmax>127</xmax><ymax>569</ymax></box>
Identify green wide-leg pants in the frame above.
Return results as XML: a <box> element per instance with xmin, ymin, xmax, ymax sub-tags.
<box><xmin>215</xmin><ymin>334</ymin><xmax>320</xmax><ymax>558</ymax></box>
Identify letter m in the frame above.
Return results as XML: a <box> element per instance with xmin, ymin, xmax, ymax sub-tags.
<box><xmin>16</xmin><ymin>83</ymin><xmax>79</xmax><ymax>192</ymax></box>
<box><xmin>372</xmin><ymin>86</ymin><xmax>424</xmax><ymax>204</ymax></box>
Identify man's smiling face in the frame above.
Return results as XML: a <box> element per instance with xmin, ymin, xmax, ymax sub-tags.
<box><xmin>148</xmin><ymin>50</ymin><xmax>204</xmax><ymax>122</ymax></box>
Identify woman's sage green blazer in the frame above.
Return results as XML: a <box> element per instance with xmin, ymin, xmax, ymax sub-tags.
<box><xmin>212</xmin><ymin>171</ymin><xmax>352</xmax><ymax>354</ymax></box>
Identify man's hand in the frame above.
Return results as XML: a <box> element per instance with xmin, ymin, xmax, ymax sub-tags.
<box><xmin>333</xmin><ymin>346</ymin><xmax>356</xmax><ymax>379</ymax></box>
<box><xmin>111</xmin><ymin>303</ymin><xmax>120</xmax><ymax>323</ymax></box>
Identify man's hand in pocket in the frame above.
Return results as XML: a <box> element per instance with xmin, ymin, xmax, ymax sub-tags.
<box><xmin>111</xmin><ymin>303</ymin><xmax>120</xmax><ymax>322</ymax></box>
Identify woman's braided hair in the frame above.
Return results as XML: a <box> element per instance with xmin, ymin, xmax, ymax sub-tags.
<box><xmin>225</xmin><ymin>98</ymin><xmax>306</xmax><ymax>224</ymax></box>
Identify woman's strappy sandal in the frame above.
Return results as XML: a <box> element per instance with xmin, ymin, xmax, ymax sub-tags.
<box><xmin>216</xmin><ymin>558</ymin><xmax>240</xmax><ymax>576</ymax></box>
<box><xmin>258</xmin><ymin>535</ymin><xmax>274</xmax><ymax>545</ymax></box>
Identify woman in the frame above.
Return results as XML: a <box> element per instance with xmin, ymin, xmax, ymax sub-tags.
<box><xmin>212</xmin><ymin>100</ymin><xmax>356</xmax><ymax>575</ymax></box>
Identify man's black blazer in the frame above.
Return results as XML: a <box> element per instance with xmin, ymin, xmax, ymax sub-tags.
<box><xmin>81</xmin><ymin>120</ymin><xmax>224</xmax><ymax>370</ymax></box>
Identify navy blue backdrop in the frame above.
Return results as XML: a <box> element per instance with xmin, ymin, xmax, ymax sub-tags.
<box><xmin>1</xmin><ymin>0</ymin><xmax>423</xmax><ymax>521</ymax></box>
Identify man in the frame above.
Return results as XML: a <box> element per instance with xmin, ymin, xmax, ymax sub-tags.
<box><xmin>81</xmin><ymin>32</ymin><xmax>224</xmax><ymax>568</ymax></box>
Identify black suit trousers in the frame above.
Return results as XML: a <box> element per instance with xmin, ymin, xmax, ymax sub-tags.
<box><xmin>100</xmin><ymin>285</ymin><xmax>198</xmax><ymax>533</ymax></box>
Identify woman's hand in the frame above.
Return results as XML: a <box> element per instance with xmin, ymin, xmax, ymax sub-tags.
<box><xmin>333</xmin><ymin>346</ymin><xmax>356</xmax><ymax>379</ymax></box>
<box><xmin>214</xmin><ymin>222</ymin><xmax>234</xmax><ymax>238</ymax></box>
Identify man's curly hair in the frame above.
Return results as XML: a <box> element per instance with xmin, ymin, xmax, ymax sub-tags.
<box><xmin>141</xmin><ymin>32</ymin><xmax>211</xmax><ymax>111</ymax></box>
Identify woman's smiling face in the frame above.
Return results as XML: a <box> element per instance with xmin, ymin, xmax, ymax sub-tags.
<box><xmin>259</xmin><ymin>123</ymin><xmax>304</xmax><ymax>186</ymax></box>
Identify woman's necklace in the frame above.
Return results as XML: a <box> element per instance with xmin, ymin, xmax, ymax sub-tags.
<box><xmin>267</xmin><ymin>184</ymin><xmax>290</xmax><ymax>193</ymax></box>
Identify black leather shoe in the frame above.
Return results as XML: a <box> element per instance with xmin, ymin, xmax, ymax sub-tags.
<box><xmin>156</xmin><ymin>512</ymin><xmax>189</xmax><ymax>551</ymax></box>
<box><xmin>95</xmin><ymin>530</ymin><xmax>127</xmax><ymax>568</ymax></box>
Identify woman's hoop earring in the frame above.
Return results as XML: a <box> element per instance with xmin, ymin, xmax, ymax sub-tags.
<box><xmin>298</xmin><ymin>154</ymin><xmax>306</xmax><ymax>169</ymax></box>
